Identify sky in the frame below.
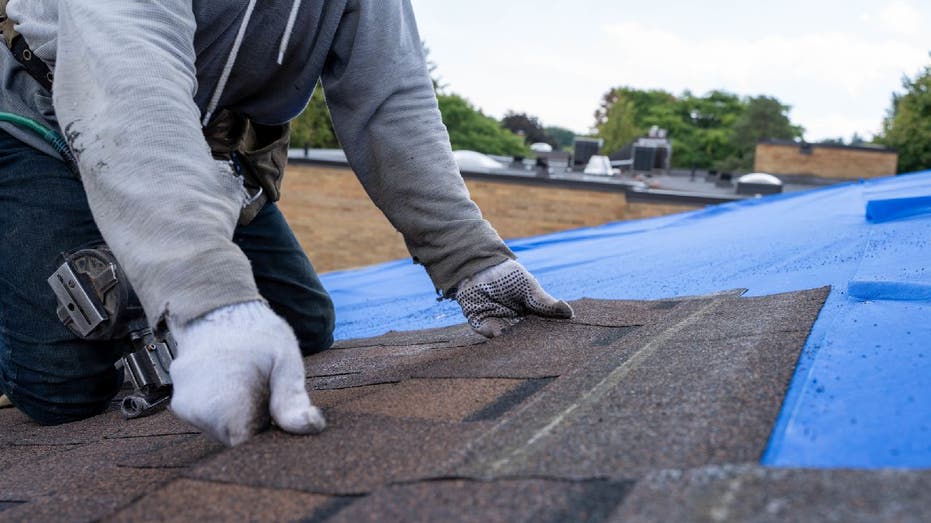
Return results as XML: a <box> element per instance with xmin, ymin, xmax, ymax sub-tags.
<box><xmin>409</xmin><ymin>0</ymin><xmax>930</xmax><ymax>142</ymax></box>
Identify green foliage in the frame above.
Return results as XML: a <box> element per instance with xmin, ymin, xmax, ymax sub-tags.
<box><xmin>437</xmin><ymin>93</ymin><xmax>529</xmax><ymax>156</ymax></box>
<box><xmin>290</xmin><ymin>84</ymin><xmax>339</xmax><ymax>149</ymax></box>
<box><xmin>501</xmin><ymin>112</ymin><xmax>558</xmax><ymax>148</ymax></box>
<box><xmin>728</xmin><ymin>96</ymin><xmax>803</xmax><ymax>169</ymax></box>
<box><xmin>545</xmin><ymin>126</ymin><xmax>576</xmax><ymax>150</ymax></box>
<box><xmin>850</xmin><ymin>132</ymin><xmax>868</xmax><ymax>146</ymax></box>
<box><xmin>679</xmin><ymin>90</ymin><xmax>745</xmax><ymax>169</ymax></box>
<box><xmin>877</xmin><ymin>62</ymin><xmax>931</xmax><ymax>173</ymax></box>
<box><xmin>596</xmin><ymin>92</ymin><xmax>640</xmax><ymax>153</ymax></box>
<box><xmin>594</xmin><ymin>87</ymin><xmax>676</xmax><ymax>128</ymax></box>
<box><xmin>594</xmin><ymin>86</ymin><xmax>804</xmax><ymax>171</ymax></box>
<box><xmin>820</xmin><ymin>134</ymin><xmax>877</xmax><ymax>147</ymax></box>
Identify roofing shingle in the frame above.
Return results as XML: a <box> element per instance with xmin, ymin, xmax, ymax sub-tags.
<box><xmin>107</xmin><ymin>479</ymin><xmax>333</xmax><ymax>523</ymax></box>
<box><xmin>611</xmin><ymin>464</ymin><xmax>931</xmax><ymax>523</ymax></box>
<box><xmin>186</xmin><ymin>411</ymin><xmax>492</xmax><ymax>496</ymax></box>
<box><xmin>1</xmin><ymin>289</ymin><xmax>927</xmax><ymax>521</ymax></box>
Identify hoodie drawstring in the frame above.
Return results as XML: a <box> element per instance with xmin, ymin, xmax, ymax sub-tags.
<box><xmin>278</xmin><ymin>0</ymin><xmax>303</xmax><ymax>65</ymax></box>
<box><xmin>202</xmin><ymin>0</ymin><xmax>257</xmax><ymax>126</ymax></box>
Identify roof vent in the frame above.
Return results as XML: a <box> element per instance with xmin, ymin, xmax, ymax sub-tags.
<box><xmin>738</xmin><ymin>173</ymin><xmax>782</xmax><ymax>185</ymax></box>
<box><xmin>453</xmin><ymin>150</ymin><xmax>505</xmax><ymax>173</ymax></box>
<box><xmin>737</xmin><ymin>172</ymin><xmax>783</xmax><ymax>195</ymax></box>
<box><xmin>584</xmin><ymin>155</ymin><xmax>616</xmax><ymax>176</ymax></box>
<box><xmin>572</xmin><ymin>138</ymin><xmax>604</xmax><ymax>170</ymax></box>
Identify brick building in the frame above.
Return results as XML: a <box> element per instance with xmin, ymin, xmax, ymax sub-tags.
<box><xmin>754</xmin><ymin>140</ymin><xmax>898</xmax><ymax>179</ymax></box>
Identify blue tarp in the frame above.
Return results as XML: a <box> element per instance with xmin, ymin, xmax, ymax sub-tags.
<box><xmin>320</xmin><ymin>170</ymin><xmax>931</xmax><ymax>469</ymax></box>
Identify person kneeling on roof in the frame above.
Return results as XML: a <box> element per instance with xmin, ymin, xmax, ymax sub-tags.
<box><xmin>0</xmin><ymin>1</ymin><xmax>572</xmax><ymax>446</ymax></box>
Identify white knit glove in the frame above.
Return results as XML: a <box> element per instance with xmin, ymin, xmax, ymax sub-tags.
<box><xmin>455</xmin><ymin>259</ymin><xmax>573</xmax><ymax>337</ymax></box>
<box><xmin>168</xmin><ymin>301</ymin><xmax>325</xmax><ymax>446</ymax></box>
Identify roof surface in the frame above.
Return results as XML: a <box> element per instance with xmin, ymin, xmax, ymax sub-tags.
<box><xmin>5</xmin><ymin>289</ymin><xmax>927</xmax><ymax>521</ymax></box>
<box><xmin>321</xmin><ymin>170</ymin><xmax>931</xmax><ymax>469</ymax></box>
<box><xmin>288</xmin><ymin>149</ymin><xmax>835</xmax><ymax>204</ymax></box>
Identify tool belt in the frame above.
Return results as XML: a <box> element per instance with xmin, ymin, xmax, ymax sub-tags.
<box><xmin>203</xmin><ymin>109</ymin><xmax>291</xmax><ymax>225</ymax></box>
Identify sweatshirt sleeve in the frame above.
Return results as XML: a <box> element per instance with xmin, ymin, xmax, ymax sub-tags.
<box><xmin>52</xmin><ymin>1</ymin><xmax>261</xmax><ymax>328</ymax></box>
<box><xmin>321</xmin><ymin>0</ymin><xmax>514</xmax><ymax>295</ymax></box>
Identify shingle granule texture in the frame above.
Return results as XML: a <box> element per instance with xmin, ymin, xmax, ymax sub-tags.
<box><xmin>2</xmin><ymin>288</ymin><xmax>927</xmax><ymax>521</ymax></box>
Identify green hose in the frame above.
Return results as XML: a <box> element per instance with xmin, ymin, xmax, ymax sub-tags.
<box><xmin>0</xmin><ymin>111</ymin><xmax>79</xmax><ymax>173</ymax></box>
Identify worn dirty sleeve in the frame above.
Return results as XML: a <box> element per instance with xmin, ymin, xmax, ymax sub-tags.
<box><xmin>52</xmin><ymin>1</ymin><xmax>261</xmax><ymax>328</ymax></box>
<box><xmin>321</xmin><ymin>0</ymin><xmax>515</xmax><ymax>295</ymax></box>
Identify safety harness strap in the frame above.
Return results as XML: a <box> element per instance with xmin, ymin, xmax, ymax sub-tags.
<box><xmin>0</xmin><ymin>0</ymin><xmax>54</xmax><ymax>91</ymax></box>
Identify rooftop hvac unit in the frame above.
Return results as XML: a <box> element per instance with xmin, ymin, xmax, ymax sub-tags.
<box><xmin>632</xmin><ymin>147</ymin><xmax>657</xmax><ymax>171</ymax></box>
<box><xmin>573</xmin><ymin>138</ymin><xmax>603</xmax><ymax>170</ymax></box>
<box><xmin>631</xmin><ymin>135</ymin><xmax>672</xmax><ymax>172</ymax></box>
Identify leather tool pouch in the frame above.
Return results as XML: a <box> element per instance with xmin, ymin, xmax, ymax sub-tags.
<box><xmin>203</xmin><ymin>109</ymin><xmax>291</xmax><ymax>225</ymax></box>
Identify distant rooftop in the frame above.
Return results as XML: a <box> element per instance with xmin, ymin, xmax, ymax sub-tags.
<box><xmin>288</xmin><ymin>148</ymin><xmax>846</xmax><ymax>206</ymax></box>
<box><xmin>760</xmin><ymin>138</ymin><xmax>897</xmax><ymax>154</ymax></box>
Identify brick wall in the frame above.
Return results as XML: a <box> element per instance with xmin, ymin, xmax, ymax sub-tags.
<box><xmin>754</xmin><ymin>143</ymin><xmax>898</xmax><ymax>179</ymax></box>
<box><xmin>277</xmin><ymin>164</ymin><xmax>700</xmax><ymax>272</ymax></box>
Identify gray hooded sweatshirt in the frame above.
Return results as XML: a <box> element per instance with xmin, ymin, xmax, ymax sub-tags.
<box><xmin>2</xmin><ymin>0</ymin><xmax>513</xmax><ymax>329</ymax></box>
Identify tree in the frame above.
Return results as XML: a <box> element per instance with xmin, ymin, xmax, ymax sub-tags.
<box><xmin>681</xmin><ymin>90</ymin><xmax>745</xmax><ymax>169</ymax></box>
<box><xmin>545</xmin><ymin>126</ymin><xmax>576</xmax><ymax>150</ymax></box>
<box><xmin>501</xmin><ymin>112</ymin><xmax>557</xmax><ymax>148</ymax></box>
<box><xmin>437</xmin><ymin>93</ymin><xmax>528</xmax><ymax>156</ymax></box>
<box><xmin>592</xmin><ymin>86</ymin><xmax>804</xmax><ymax>170</ymax></box>
<box><xmin>877</xmin><ymin>62</ymin><xmax>931</xmax><ymax>173</ymax></box>
<box><xmin>290</xmin><ymin>83</ymin><xmax>339</xmax><ymax>149</ymax></box>
<box><xmin>594</xmin><ymin>87</ymin><xmax>676</xmax><ymax>129</ymax></box>
<box><xmin>596</xmin><ymin>92</ymin><xmax>640</xmax><ymax>153</ymax></box>
<box><xmin>727</xmin><ymin>95</ymin><xmax>803</xmax><ymax>170</ymax></box>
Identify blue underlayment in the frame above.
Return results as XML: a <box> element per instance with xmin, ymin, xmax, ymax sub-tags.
<box><xmin>320</xmin><ymin>170</ymin><xmax>931</xmax><ymax>469</ymax></box>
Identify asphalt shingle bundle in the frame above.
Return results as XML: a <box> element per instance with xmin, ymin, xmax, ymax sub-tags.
<box><xmin>2</xmin><ymin>287</ymin><xmax>928</xmax><ymax>522</ymax></box>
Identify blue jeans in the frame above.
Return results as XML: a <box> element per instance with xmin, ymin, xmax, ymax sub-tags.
<box><xmin>0</xmin><ymin>130</ymin><xmax>334</xmax><ymax>425</ymax></box>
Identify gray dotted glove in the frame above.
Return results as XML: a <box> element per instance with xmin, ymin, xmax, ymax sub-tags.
<box><xmin>455</xmin><ymin>259</ymin><xmax>573</xmax><ymax>337</ymax></box>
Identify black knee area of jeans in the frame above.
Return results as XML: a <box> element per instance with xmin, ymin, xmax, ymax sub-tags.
<box><xmin>293</xmin><ymin>295</ymin><xmax>336</xmax><ymax>356</ymax></box>
<box><xmin>232</xmin><ymin>200</ymin><xmax>336</xmax><ymax>356</ymax></box>
<box><xmin>5</xmin><ymin>366</ymin><xmax>122</xmax><ymax>426</ymax></box>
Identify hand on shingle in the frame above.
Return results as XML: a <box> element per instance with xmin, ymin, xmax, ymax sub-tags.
<box><xmin>168</xmin><ymin>301</ymin><xmax>325</xmax><ymax>446</ymax></box>
<box><xmin>455</xmin><ymin>259</ymin><xmax>573</xmax><ymax>338</ymax></box>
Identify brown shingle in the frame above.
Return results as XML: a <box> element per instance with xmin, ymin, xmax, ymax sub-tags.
<box><xmin>306</xmin><ymin>342</ymin><xmax>463</xmax><ymax>390</ymax></box>
<box><xmin>186</xmin><ymin>411</ymin><xmax>492</xmax><ymax>495</ymax></box>
<box><xmin>451</xmin><ymin>289</ymin><xmax>830</xmax><ymax>479</ymax></box>
<box><xmin>333</xmin><ymin>378</ymin><xmax>525</xmax><ymax>422</ymax></box>
<box><xmin>331</xmin><ymin>323</ymin><xmax>483</xmax><ymax>350</ymax></box>
<box><xmin>327</xmin><ymin>479</ymin><xmax>634</xmax><ymax>523</ymax></box>
<box><xmin>6</xmin><ymin>290</ymin><xmax>892</xmax><ymax>522</ymax></box>
<box><xmin>107</xmin><ymin>409</ymin><xmax>201</xmax><ymax>439</ymax></box>
<box><xmin>566</xmin><ymin>297</ymin><xmax>680</xmax><ymax>327</ymax></box>
<box><xmin>106</xmin><ymin>479</ymin><xmax>333</xmax><ymax>523</ymax></box>
<box><xmin>412</xmin><ymin>320</ymin><xmax>638</xmax><ymax>379</ymax></box>
<box><xmin>611</xmin><ymin>464</ymin><xmax>931</xmax><ymax>523</ymax></box>
<box><xmin>3</xmin><ymin>409</ymin><xmax>124</xmax><ymax>446</ymax></box>
<box><xmin>0</xmin><ymin>463</ymin><xmax>175</xmax><ymax>523</ymax></box>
